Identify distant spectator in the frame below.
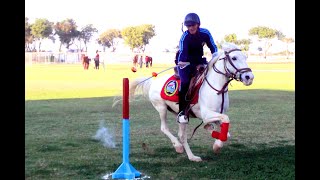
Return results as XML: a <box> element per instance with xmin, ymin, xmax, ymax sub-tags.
<box><xmin>81</xmin><ymin>54</ymin><xmax>90</xmax><ymax>70</ymax></box>
<box><xmin>132</xmin><ymin>54</ymin><xmax>138</xmax><ymax>67</ymax></box>
<box><xmin>145</xmin><ymin>56</ymin><xmax>153</xmax><ymax>68</ymax></box>
<box><xmin>145</xmin><ymin>56</ymin><xmax>149</xmax><ymax>68</ymax></box>
<box><xmin>139</xmin><ymin>55</ymin><xmax>143</xmax><ymax>68</ymax></box>
<box><xmin>94</xmin><ymin>50</ymin><xmax>100</xmax><ymax>69</ymax></box>
<box><xmin>149</xmin><ymin>56</ymin><xmax>152</xmax><ymax>67</ymax></box>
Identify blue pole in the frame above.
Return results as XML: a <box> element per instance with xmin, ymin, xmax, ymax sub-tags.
<box><xmin>123</xmin><ymin>120</ymin><xmax>130</xmax><ymax>164</ymax></box>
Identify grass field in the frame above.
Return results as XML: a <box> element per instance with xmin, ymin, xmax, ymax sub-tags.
<box><xmin>25</xmin><ymin>62</ymin><xmax>295</xmax><ymax>179</ymax></box>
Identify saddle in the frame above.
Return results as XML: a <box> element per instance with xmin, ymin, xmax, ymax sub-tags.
<box><xmin>161</xmin><ymin>64</ymin><xmax>206</xmax><ymax>105</ymax></box>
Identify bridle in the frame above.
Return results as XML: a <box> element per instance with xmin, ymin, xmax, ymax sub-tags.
<box><xmin>212</xmin><ymin>48</ymin><xmax>252</xmax><ymax>82</ymax></box>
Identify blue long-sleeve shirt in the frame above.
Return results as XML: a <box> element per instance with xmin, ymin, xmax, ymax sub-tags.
<box><xmin>178</xmin><ymin>28</ymin><xmax>218</xmax><ymax>65</ymax></box>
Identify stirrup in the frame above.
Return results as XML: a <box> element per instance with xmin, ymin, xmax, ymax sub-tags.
<box><xmin>176</xmin><ymin>112</ymin><xmax>188</xmax><ymax>124</ymax></box>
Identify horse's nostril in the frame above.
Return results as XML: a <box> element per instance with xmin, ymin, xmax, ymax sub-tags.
<box><xmin>245</xmin><ymin>75</ymin><xmax>250</xmax><ymax>80</ymax></box>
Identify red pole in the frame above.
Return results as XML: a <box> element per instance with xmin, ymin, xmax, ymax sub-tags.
<box><xmin>123</xmin><ymin>78</ymin><xmax>129</xmax><ymax>119</ymax></box>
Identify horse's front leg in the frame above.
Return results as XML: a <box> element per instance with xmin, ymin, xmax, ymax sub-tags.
<box><xmin>178</xmin><ymin>123</ymin><xmax>202</xmax><ymax>162</ymax></box>
<box><xmin>203</xmin><ymin>114</ymin><xmax>230</xmax><ymax>154</ymax></box>
<box><xmin>204</xmin><ymin>121</ymin><xmax>231</xmax><ymax>138</ymax></box>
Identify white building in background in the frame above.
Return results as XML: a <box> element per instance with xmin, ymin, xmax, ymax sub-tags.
<box><xmin>248</xmin><ymin>37</ymin><xmax>295</xmax><ymax>55</ymax></box>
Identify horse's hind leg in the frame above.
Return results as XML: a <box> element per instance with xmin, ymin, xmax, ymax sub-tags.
<box><xmin>156</xmin><ymin>107</ymin><xmax>184</xmax><ymax>153</ymax></box>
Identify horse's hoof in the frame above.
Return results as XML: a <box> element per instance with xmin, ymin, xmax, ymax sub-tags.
<box><xmin>175</xmin><ymin>145</ymin><xmax>184</xmax><ymax>153</ymax></box>
<box><xmin>190</xmin><ymin>156</ymin><xmax>202</xmax><ymax>162</ymax></box>
<box><xmin>213</xmin><ymin>145</ymin><xmax>221</xmax><ymax>154</ymax></box>
<box><xmin>213</xmin><ymin>140</ymin><xmax>223</xmax><ymax>154</ymax></box>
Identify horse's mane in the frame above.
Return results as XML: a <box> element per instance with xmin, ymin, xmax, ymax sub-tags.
<box><xmin>207</xmin><ymin>42</ymin><xmax>240</xmax><ymax>69</ymax></box>
<box><xmin>221</xmin><ymin>42</ymin><xmax>239</xmax><ymax>52</ymax></box>
<box><xmin>207</xmin><ymin>51</ymin><xmax>222</xmax><ymax>69</ymax></box>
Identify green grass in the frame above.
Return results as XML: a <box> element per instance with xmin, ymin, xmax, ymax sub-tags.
<box><xmin>25</xmin><ymin>62</ymin><xmax>295</xmax><ymax>179</ymax></box>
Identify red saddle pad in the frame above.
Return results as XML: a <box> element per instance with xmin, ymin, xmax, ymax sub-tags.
<box><xmin>160</xmin><ymin>75</ymin><xmax>199</xmax><ymax>104</ymax></box>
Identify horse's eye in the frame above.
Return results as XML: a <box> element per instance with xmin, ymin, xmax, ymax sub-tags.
<box><xmin>232</xmin><ymin>57</ymin><xmax>237</xmax><ymax>60</ymax></box>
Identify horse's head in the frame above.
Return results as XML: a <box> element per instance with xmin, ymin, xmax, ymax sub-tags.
<box><xmin>209</xmin><ymin>43</ymin><xmax>254</xmax><ymax>86</ymax></box>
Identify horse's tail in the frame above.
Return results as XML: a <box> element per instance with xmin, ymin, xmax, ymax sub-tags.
<box><xmin>112</xmin><ymin>77</ymin><xmax>152</xmax><ymax>107</ymax></box>
<box><xmin>129</xmin><ymin>77</ymin><xmax>152</xmax><ymax>100</ymax></box>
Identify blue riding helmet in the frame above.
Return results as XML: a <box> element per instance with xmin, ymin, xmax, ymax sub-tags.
<box><xmin>184</xmin><ymin>13</ymin><xmax>200</xmax><ymax>26</ymax></box>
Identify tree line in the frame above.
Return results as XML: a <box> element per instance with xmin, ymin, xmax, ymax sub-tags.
<box><xmin>25</xmin><ymin>17</ymin><xmax>294</xmax><ymax>59</ymax></box>
<box><xmin>25</xmin><ymin>17</ymin><xmax>155</xmax><ymax>53</ymax></box>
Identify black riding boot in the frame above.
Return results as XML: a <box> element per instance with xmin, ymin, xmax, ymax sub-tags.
<box><xmin>177</xmin><ymin>83</ymin><xmax>189</xmax><ymax>123</ymax></box>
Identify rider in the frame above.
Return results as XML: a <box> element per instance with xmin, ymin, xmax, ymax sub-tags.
<box><xmin>176</xmin><ymin>12</ymin><xmax>218</xmax><ymax>124</ymax></box>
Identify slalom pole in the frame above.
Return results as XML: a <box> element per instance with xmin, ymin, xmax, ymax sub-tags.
<box><xmin>112</xmin><ymin>78</ymin><xmax>141</xmax><ymax>179</ymax></box>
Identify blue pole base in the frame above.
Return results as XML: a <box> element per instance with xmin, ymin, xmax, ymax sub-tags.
<box><xmin>112</xmin><ymin>162</ymin><xmax>141</xmax><ymax>179</ymax></box>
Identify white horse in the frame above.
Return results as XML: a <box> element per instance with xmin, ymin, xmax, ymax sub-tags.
<box><xmin>129</xmin><ymin>43</ymin><xmax>254</xmax><ymax>162</ymax></box>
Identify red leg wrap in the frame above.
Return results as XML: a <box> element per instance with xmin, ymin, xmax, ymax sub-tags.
<box><xmin>211</xmin><ymin>131</ymin><xmax>220</xmax><ymax>139</ymax></box>
<box><xmin>219</xmin><ymin>123</ymin><xmax>229</xmax><ymax>141</ymax></box>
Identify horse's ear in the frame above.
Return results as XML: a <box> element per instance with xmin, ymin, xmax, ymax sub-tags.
<box><xmin>221</xmin><ymin>42</ymin><xmax>238</xmax><ymax>52</ymax></box>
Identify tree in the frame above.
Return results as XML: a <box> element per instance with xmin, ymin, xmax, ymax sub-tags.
<box><xmin>275</xmin><ymin>30</ymin><xmax>286</xmax><ymax>40</ymax></box>
<box><xmin>237</xmin><ymin>39</ymin><xmax>251</xmax><ymax>52</ymax></box>
<box><xmin>30</xmin><ymin>18</ymin><xmax>54</xmax><ymax>52</ymax></box>
<box><xmin>248</xmin><ymin>26</ymin><xmax>276</xmax><ymax>59</ymax></box>
<box><xmin>275</xmin><ymin>30</ymin><xmax>294</xmax><ymax>59</ymax></box>
<box><xmin>281</xmin><ymin>37</ymin><xmax>294</xmax><ymax>59</ymax></box>
<box><xmin>121</xmin><ymin>26</ymin><xmax>139</xmax><ymax>52</ymax></box>
<box><xmin>121</xmin><ymin>24</ymin><xmax>156</xmax><ymax>52</ymax></box>
<box><xmin>224</xmin><ymin>33</ymin><xmax>237</xmax><ymax>44</ymax></box>
<box><xmin>78</xmin><ymin>24</ymin><xmax>98</xmax><ymax>52</ymax></box>
<box><xmin>54</xmin><ymin>18</ymin><xmax>78</xmax><ymax>52</ymax></box>
<box><xmin>25</xmin><ymin>17</ymin><xmax>35</xmax><ymax>52</ymax></box>
<box><xmin>97</xmin><ymin>29</ymin><xmax>122</xmax><ymax>52</ymax></box>
<box><xmin>223</xmin><ymin>34</ymin><xmax>251</xmax><ymax>52</ymax></box>
<box><xmin>138</xmin><ymin>24</ymin><xmax>156</xmax><ymax>52</ymax></box>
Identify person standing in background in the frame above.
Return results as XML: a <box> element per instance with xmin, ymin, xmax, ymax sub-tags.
<box><xmin>81</xmin><ymin>54</ymin><xmax>90</xmax><ymax>70</ymax></box>
<box><xmin>94</xmin><ymin>50</ymin><xmax>100</xmax><ymax>70</ymax></box>
<box><xmin>139</xmin><ymin>55</ymin><xmax>143</xmax><ymax>68</ymax></box>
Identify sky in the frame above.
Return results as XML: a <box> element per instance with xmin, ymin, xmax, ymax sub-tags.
<box><xmin>25</xmin><ymin>0</ymin><xmax>295</xmax><ymax>52</ymax></box>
